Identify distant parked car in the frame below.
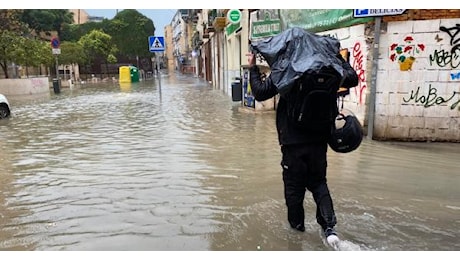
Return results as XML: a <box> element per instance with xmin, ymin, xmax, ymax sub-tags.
<box><xmin>0</xmin><ymin>94</ymin><xmax>11</xmax><ymax>119</ymax></box>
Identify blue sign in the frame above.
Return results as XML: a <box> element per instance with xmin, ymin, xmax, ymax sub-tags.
<box><xmin>51</xmin><ymin>37</ymin><xmax>60</xmax><ymax>49</ymax></box>
<box><xmin>354</xmin><ymin>9</ymin><xmax>369</xmax><ymax>17</ymax></box>
<box><xmin>354</xmin><ymin>9</ymin><xmax>405</xmax><ymax>18</ymax></box>
<box><xmin>149</xmin><ymin>36</ymin><xmax>165</xmax><ymax>52</ymax></box>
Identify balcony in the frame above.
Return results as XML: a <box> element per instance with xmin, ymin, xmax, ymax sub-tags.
<box><xmin>213</xmin><ymin>17</ymin><xmax>227</xmax><ymax>30</ymax></box>
<box><xmin>191</xmin><ymin>31</ymin><xmax>203</xmax><ymax>50</ymax></box>
<box><xmin>192</xmin><ymin>15</ymin><xmax>199</xmax><ymax>23</ymax></box>
<box><xmin>179</xmin><ymin>9</ymin><xmax>189</xmax><ymax>17</ymax></box>
<box><xmin>203</xmin><ymin>21</ymin><xmax>215</xmax><ymax>34</ymax></box>
<box><xmin>205</xmin><ymin>26</ymin><xmax>215</xmax><ymax>34</ymax></box>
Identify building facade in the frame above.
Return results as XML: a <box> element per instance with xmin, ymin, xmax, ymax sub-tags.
<box><xmin>165</xmin><ymin>9</ymin><xmax>460</xmax><ymax>142</ymax></box>
<box><xmin>164</xmin><ymin>24</ymin><xmax>174</xmax><ymax>70</ymax></box>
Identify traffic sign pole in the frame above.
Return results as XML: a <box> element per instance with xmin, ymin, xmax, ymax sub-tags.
<box><xmin>54</xmin><ymin>55</ymin><xmax>60</xmax><ymax>94</ymax></box>
<box><xmin>368</xmin><ymin>16</ymin><xmax>382</xmax><ymax>140</ymax></box>
<box><xmin>156</xmin><ymin>55</ymin><xmax>162</xmax><ymax>100</ymax></box>
<box><xmin>51</xmin><ymin>37</ymin><xmax>61</xmax><ymax>94</ymax></box>
<box><xmin>352</xmin><ymin>9</ymin><xmax>405</xmax><ymax>139</ymax></box>
<box><xmin>148</xmin><ymin>36</ymin><xmax>165</xmax><ymax>100</ymax></box>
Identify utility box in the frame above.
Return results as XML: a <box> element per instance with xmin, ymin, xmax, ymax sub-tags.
<box><xmin>119</xmin><ymin>66</ymin><xmax>140</xmax><ymax>83</ymax></box>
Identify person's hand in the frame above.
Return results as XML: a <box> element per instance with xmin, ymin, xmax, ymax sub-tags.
<box><xmin>246</xmin><ymin>53</ymin><xmax>255</xmax><ymax>66</ymax></box>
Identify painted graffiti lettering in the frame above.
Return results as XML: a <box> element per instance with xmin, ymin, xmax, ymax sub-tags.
<box><xmin>352</xmin><ymin>42</ymin><xmax>366</xmax><ymax>104</ymax></box>
<box><xmin>430</xmin><ymin>24</ymin><xmax>460</xmax><ymax>69</ymax></box>
<box><xmin>30</xmin><ymin>78</ymin><xmax>45</xmax><ymax>88</ymax></box>
<box><xmin>439</xmin><ymin>24</ymin><xmax>460</xmax><ymax>53</ymax></box>
<box><xmin>403</xmin><ymin>84</ymin><xmax>460</xmax><ymax>110</ymax></box>
<box><xmin>453</xmin><ymin>96</ymin><xmax>460</xmax><ymax>110</ymax></box>
<box><xmin>429</xmin><ymin>49</ymin><xmax>460</xmax><ymax>68</ymax></box>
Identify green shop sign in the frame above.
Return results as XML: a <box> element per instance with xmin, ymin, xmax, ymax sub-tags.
<box><xmin>279</xmin><ymin>9</ymin><xmax>372</xmax><ymax>33</ymax></box>
<box><xmin>227</xmin><ymin>9</ymin><xmax>242</xmax><ymax>24</ymax></box>
<box><xmin>251</xmin><ymin>19</ymin><xmax>282</xmax><ymax>39</ymax></box>
<box><xmin>226</xmin><ymin>22</ymin><xmax>241</xmax><ymax>35</ymax></box>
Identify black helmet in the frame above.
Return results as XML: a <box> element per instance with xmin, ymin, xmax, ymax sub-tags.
<box><xmin>328</xmin><ymin>110</ymin><xmax>363</xmax><ymax>153</ymax></box>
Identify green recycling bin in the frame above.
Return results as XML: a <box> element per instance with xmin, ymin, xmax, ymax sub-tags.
<box><xmin>130</xmin><ymin>66</ymin><xmax>139</xmax><ymax>83</ymax></box>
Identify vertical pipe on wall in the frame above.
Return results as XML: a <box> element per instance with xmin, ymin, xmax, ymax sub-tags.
<box><xmin>367</xmin><ymin>16</ymin><xmax>382</xmax><ymax>139</ymax></box>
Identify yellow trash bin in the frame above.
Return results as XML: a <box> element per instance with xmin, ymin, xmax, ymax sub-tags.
<box><xmin>119</xmin><ymin>66</ymin><xmax>131</xmax><ymax>83</ymax></box>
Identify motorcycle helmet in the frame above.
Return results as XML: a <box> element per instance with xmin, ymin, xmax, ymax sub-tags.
<box><xmin>328</xmin><ymin>109</ymin><xmax>363</xmax><ymax>153</ymax></box>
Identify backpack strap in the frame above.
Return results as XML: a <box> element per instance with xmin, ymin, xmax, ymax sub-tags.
<box><xmin>337</xmin><ymin>75</ymin><xmax>346</xmax><ymax>111</ymax></box>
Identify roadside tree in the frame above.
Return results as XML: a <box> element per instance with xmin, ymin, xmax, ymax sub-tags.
<box><xmin>0</xmin><ymin>31</ymin><xmax>24</xmax><ymax>78</ymax></box>
<box><xmin>78</xmin><ymin>29</ymin><xmax>118</xmax><ymax>79</ymax></box>
<box><xmin>21</xmin><ymin>9</ymin><xmax>74</xmax><ymax>38</ymax></box>
<box><xmin>108</xmin><ymin>10</ymin><xmax>154</xmax><ymax>65</ymax></box>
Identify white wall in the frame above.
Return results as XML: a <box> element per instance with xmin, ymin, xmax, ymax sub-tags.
<box><xmin>374</xmin><ymin>18</ymin><xmax>460</xmax><ymax>141</ymax></box>
<box><xmin>0</xmin><ymin>77</ymin><xmax>50</xmax><ymax>96</ymax></box>
<box><xmin>319</xmin><ymin>24</ymin><xmax>369</xmax><ymax>128</ymax></box>
<box><xmin>319</xmin><ymin>19</ymin><xmax>460</xmax><ymax>141</ymax></box>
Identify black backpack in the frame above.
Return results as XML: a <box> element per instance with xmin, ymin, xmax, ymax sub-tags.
<box><xmin>285</xmin><ymin>67</ymin><xmax>343</xmax><ymax>133</ymax></box>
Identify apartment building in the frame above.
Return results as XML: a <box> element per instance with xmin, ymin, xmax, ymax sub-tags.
<box><xmin>69</xmin><ymin>9</ymin><xmax>104</xmax><ymax>24</ymax></box>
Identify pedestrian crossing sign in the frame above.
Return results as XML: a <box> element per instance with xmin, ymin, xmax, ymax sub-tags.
<box><xmin>149</xmin><ymin>36</ymin><xmax>165</xmax><ymax>52</ymax></box>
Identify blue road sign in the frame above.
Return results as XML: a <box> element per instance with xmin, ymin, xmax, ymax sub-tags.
<box><xmin>354</xmin><ymin>9</ymin><xmax>369</xmax><ymax>17</ymax></box>
<box><xmin>51</xmin><ymin>37</ymin><xmax>60</xmax><ymax>49</ymax></box>
<box><xmin>149</xmin><ymin>36</ymin><xmax>165</xmax><ymax>52</ymax></box>
<box><xmin>354</xmin><ymin>9</ymin><xmax>406</xmax><ymax>18</ymax></box>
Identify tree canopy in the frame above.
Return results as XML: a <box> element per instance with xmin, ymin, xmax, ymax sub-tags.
<box><xmin>21</xmin><ymin>9</ymin><xmax>74</xmax><ymax>38</ymax></box>
<box><xmin>78</xmin><ymin>29</ymin><xmax>117</xmax><ymax>64</ymax></box>
<box><xmin>1</xmin><ymin>9</ymin><xmax>160</xmax><ymax>78</ymax></box>
<box><xmin>0</xmin><ymin>9</ymin><xmax>26</xmax><ymax>34</ymax></box>
<box><xmin>0</xmin><ymin>31</ymin><xmax>23</xmax><ymax>78</ymax></box>
<box><xmin>107</xmin><ymin>9</ymin><xmax>155</xmax><ymax>59</ymax></box>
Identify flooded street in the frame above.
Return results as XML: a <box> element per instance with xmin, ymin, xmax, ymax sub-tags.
<box><xmin>0</xmin><ymin>72</ymin><xmax>459</xmax><ymax>251</ymax></box>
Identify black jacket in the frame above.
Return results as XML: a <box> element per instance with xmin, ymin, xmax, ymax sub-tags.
<box><xmin>249</xmin><ymin>56</ymin><xmax>359</xmax><ymax>146</ymax></box>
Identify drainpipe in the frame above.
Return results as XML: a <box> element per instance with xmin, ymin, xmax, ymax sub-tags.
<box><xmin>367</xmin><ymin>16</ymin><xmax>382</xmax><ymax>140</ymax></box>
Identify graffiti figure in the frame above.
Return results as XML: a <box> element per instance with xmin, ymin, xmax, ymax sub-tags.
<box><xmin>389</xmin><ymin>36</ymin><xmax>425</xmax><ymax>71</ymax></box>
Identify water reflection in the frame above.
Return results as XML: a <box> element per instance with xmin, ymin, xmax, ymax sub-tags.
<box><xmin>0</xmin><ymin>72</ymin><xmax>459</xmax><ymax>251</ymax></box>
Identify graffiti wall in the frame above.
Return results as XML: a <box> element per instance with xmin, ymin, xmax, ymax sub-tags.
<box><xmin>376</xmin><ymin>18</ymin><xmax>460</xmax><ymax>141</ymax></box>
<box><xmin>318</xmin><ymin>23</ymin><xmax>370</xmax><ymax>125</ymax></box>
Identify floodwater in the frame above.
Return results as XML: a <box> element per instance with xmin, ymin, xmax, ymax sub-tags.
<box><xmin>0</xmin><ymin>71</ymin><xmax>459</xmax><ymax>251</ymax></box>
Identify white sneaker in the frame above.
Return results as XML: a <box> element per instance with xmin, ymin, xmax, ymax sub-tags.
<box><xmin>327</xmin><ymin>234</ymin><xmax>340</xmax><ymax>249</ymax></box>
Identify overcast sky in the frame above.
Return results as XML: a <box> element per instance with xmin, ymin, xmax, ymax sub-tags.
<box><xmin>85</xmin><ymin>9</ymin><xmax>177</xmax><ymax>35</ymax></box>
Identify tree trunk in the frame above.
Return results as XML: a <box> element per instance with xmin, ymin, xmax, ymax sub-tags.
<box><xmin>105</xmin><ymin>62</ymin><xmax>110</xmax><ymax>78</ymax></box>
<box><xmin>0</xmin><ymin>61</ymin><xmax>9</xmax><ymax>78</ymax></box>
<box><xmin>25</xmin><ymin>62</ymin><xmax>29</xmax><ymax>78</ymax></box>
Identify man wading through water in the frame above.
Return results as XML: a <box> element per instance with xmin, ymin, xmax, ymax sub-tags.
<box><xmin>246</xmin><ymin>27</ymin><xmax>359</xmax><ymax>247</ymax></box>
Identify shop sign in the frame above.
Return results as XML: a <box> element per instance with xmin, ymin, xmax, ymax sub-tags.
<box><xmin>214</xmin><ymin>17</ymin><xmax>227</xmax><ymax>29</ymax></box>
<box><xmin>279</xmin><ymin>9</ymin><xmax>372</xmax><ymax>33</ymax></box>
<box><xmin>251</xmin><ymin>19</ymin><xmax>281</xmax><ymax>39</ymax></box>
<box><xmin>226</xmin><ymin>22</ymin><xmax>241</xmax><ymax>35</ymax></box>
<box><xmin>227</xmin><ymin>9</ymin><xmax>242</xmax><ymax>24</ymax></box>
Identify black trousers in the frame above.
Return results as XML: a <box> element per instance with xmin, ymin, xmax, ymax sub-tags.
<box><xmin>280</xmin><ymin>142</ymin><xmax>337</xmax><ymax>230</ymax></box>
